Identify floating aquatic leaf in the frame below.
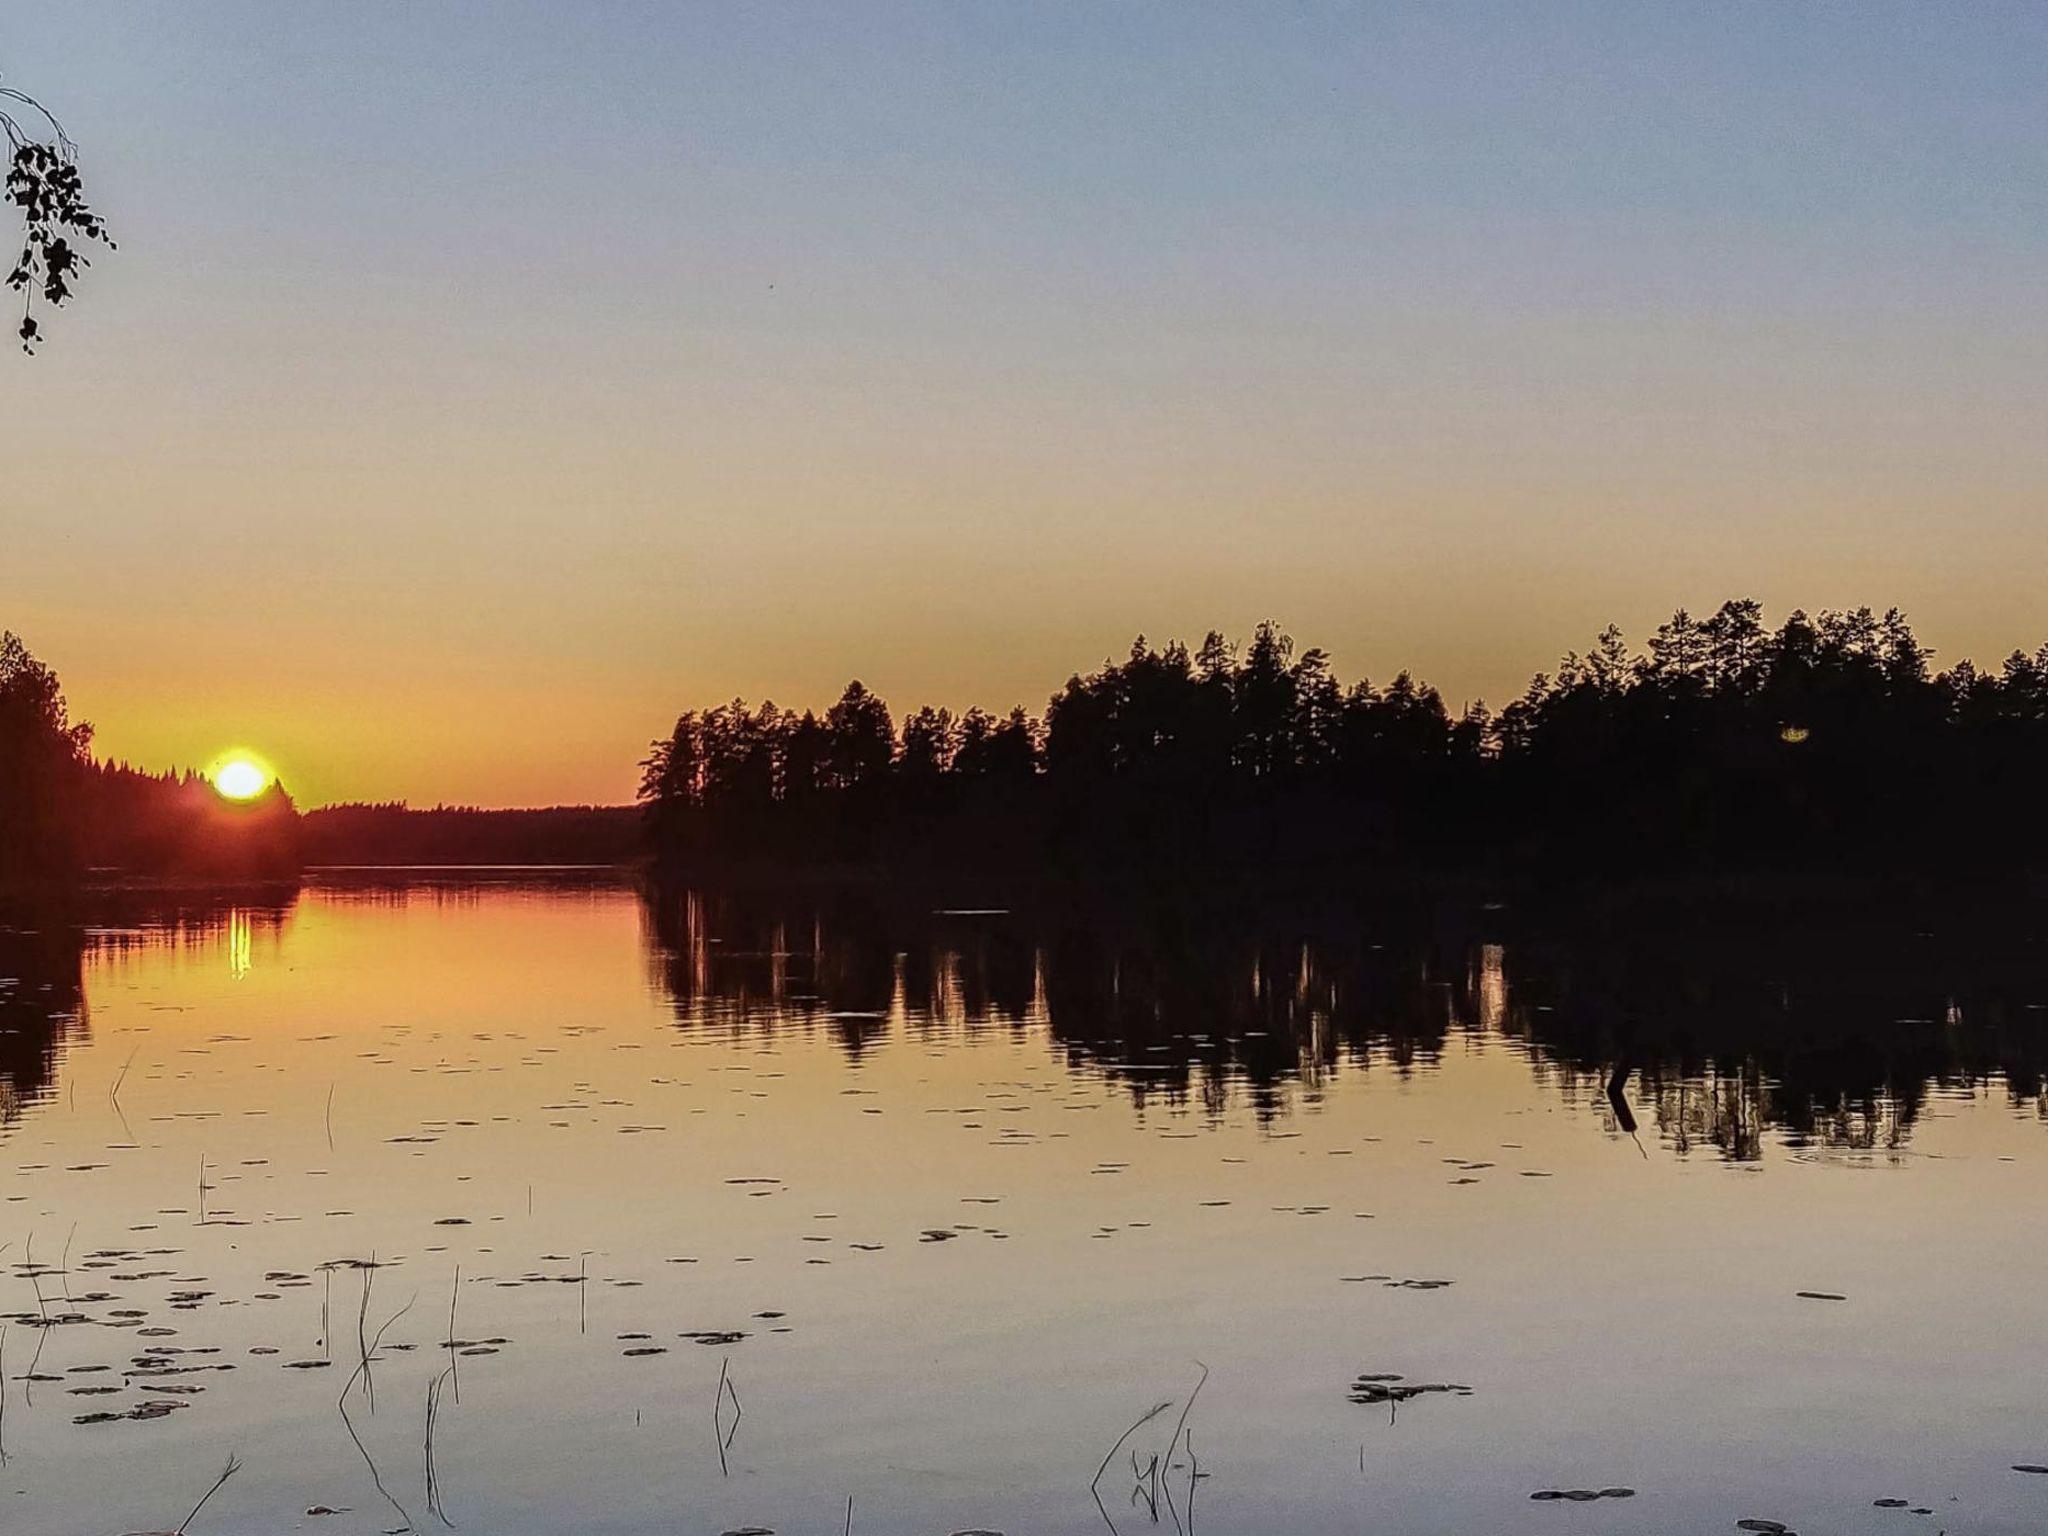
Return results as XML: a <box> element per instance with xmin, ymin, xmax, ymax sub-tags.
<box><xmin>1348</xmin><ymin>1372</ymin><xmax>1472</xmax><ymax>1405</ymax></box>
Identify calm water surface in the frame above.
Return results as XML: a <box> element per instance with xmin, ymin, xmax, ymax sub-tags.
<box><xmin>4</xmin><ymin>875</ymin><xmax>2048</xmax><ymax>1535</ymax></box>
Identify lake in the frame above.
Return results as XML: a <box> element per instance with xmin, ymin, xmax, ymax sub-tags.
<box><xmin>4</xmin><ymin>873</ymin><xmax>2048</xmax><ymax>1535</ymax></box>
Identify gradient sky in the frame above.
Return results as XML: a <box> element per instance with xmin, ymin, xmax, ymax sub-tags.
<box><xmin>6</xmin><ymin>2</ymin><xmax>2045</xmax><ymax>807</ymax></box>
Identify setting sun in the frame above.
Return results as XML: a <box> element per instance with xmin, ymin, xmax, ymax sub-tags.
<box><xmin>211</xmin><ymin>757</ymin><xmax>270</xmax><ymax>801</ymax></box>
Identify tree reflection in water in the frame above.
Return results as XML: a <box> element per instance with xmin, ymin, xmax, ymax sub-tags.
<box><xmin>0</xmin><ymin>893</ymin><xmax>297</xmax><ymax>1125</ymax></box>
<box><xmin>644</xmin><ymin>883</ymin><xmax>2048</xmax><ymax>1159</ymax></box>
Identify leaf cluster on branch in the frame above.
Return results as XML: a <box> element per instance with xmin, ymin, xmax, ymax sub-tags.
<box><xmin>3</xmin><ymin>83</ymin><xmax>113</xmax><ymax>353</ymax></box>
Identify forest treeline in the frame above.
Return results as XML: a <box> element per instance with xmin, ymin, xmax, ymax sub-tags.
<box><xmin>13</xmin><ymin>602</ymin><xmax>2048</xmax><ymax>890</ymax></box>
<box><xmin>1</xmin><ymin>629</ymin><xmax>650</xmax><ymax>883</ymax></box>
<box><xmin>641</xmin><ymin>600</ymin><xmax>2048</xmax><ymax>878</ymax></box>
<box><xmin>1</xmin><ymin>630</ymin><xmax>300</xmax><ymax>888</ymax></box>
<box><xmin>300</xmin><ymin>803</ymin><xmax>642</xmax><ymax>866</ymax></box>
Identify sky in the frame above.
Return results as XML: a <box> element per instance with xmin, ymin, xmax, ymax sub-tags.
<box><xmin>5</xmin><ymin>2</ymin><xmax>2045</xmax><ymax>808</ymax></box>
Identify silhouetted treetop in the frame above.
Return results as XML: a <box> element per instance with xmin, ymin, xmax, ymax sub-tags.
<box><xmin>1</xmin><ymin>629</ymin><xmax>93</xmax><ymax>879</ymax></box>
<box><xmin>640</xmin><ymin>605</ymin><xmax>2048</xmax><ymax>877</ymax></box>
<box><xmin>2</xmin><ymin>631</ymin><xmax>299</xmax><ymax>887</ymax></box>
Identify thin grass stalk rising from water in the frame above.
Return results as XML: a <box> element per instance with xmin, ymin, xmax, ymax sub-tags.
<box><xmin>1090</xmin><ymin>1399</ymin><xmax>1172</xmax><ymax>1533</ymax></box>
<box><xmin>175</xmin><ymin>1454</ymin><xmax>242</xmax><ymax>1535</ymax></box>
<box><xmin>425</xmin><ymin>1366</ymin><xmax>455</xmax><ymax>1527</ymax></box>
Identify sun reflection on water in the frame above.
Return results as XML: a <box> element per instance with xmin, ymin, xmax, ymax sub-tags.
<box><xmin>227</xmin><ymin>907</ymin><xmax>252</xmax><ymax>980</ymax></box>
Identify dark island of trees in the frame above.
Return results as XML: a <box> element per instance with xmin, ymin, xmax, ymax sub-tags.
<box><xmin>641</xmin><ymin>600</ymin><xmax>2048</xmax><ymax>884</ymax></box>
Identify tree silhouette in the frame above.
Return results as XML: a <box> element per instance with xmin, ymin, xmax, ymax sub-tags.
<box><xmin>0</xmin><ymin>629</ymin><xmax>93</xmax><ymax>878</ymax></box>
<box><xmin>640</xmin><ymin>603</ymin><xmax>2048</xmax><ymax>880</ymax></box>
<box><xmin>3</xmin><ymin>77</ymin><xmax>112</xmax><ymax>353</ymax></box>
<box><xmin>1</xmin><ymin>631</ymin><xmax>300</xmax><ymax>887</ymax></box>
<box><xmin>824</xmin><ymin>682</ymin><xmax>894</xmax><ymax>791</ymax></box>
